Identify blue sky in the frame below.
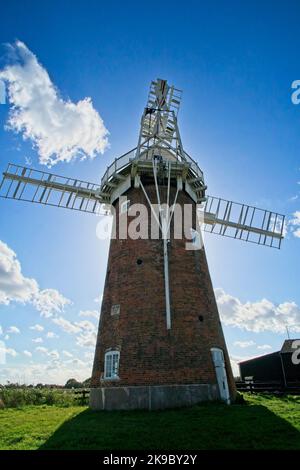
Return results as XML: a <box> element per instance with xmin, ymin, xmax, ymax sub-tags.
<box><xmin>0</xmin><ymin>0</ymin><xmax>300</xmax><ymax>383</ymax></box>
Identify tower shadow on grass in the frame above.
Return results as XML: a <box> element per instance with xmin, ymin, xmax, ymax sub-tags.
<box><xmin>39</xmin><ymin>401</ymin><xmax>300</xmax><ymax>450</ymax></box>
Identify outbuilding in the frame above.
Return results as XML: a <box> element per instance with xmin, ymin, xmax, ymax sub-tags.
<box><xmin>239</xmin><ymin>339</ymin><xmax>300</xmax><ymax>386</ymax></box>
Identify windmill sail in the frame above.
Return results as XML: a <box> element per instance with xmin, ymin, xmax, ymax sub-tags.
<box><xmin>201</xmin><ymin>195</ymin><xmax>285</xmax><ymax>249</ymax></box>
<box><xmin>0</xmin><ymin>163</ymin><xmax>108</xmax><ymax>215</ymax></box>
<box><xmin>0</xmin><ymin>163</ymin><xmax>285</xmax><ymax>248</ymax></box>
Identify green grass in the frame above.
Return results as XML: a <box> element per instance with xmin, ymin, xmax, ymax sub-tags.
<box><xmin>0</xmin><ymin>394</ymin><xmax>300</xmax><ymax>450</ymax></box>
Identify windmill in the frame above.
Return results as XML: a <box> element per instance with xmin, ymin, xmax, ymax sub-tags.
<box><xmin>0</xmin><ymin>79</ymin><xmax>285</xmax><ymax>409</ymax></box>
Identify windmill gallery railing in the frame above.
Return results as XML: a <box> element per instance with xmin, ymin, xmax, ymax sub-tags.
<box><xmin>100</xmin><ymin>147</ymin><xmax>204</xmax><ymax>188</ymax></box>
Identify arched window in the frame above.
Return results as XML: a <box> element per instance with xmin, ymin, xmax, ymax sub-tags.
<box><xmin>104</xmin><ymin>350</ymin><xmax>120</xmax><ymax>379</ymax></box>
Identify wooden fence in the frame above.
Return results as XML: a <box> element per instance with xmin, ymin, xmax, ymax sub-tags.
<box><xmin>236</xmin><ymin>380</ymin><xmax>300</xmax><ymax>394</ymax></box>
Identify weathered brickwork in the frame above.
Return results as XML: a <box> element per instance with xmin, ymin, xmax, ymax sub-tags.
<box><xmin>91</xmin><ymin>183</ymin><xmax>236</xmax><ymax>400</ymax></box>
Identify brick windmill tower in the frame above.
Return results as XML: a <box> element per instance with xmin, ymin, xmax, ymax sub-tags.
<box><xmin>0</xmin><ymin>79</ymin><xmax>285</xmax><ymax>410</ymax></box>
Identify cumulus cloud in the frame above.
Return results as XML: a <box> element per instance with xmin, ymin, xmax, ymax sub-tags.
<box><xmin>0</xmin><ymin>41</ymin><xmax>109</xmax><ymax>166</ymax></box>
<box><xmin>32</xmin><ymin>338</ymin><xmax>43</xmax><ymax>344</ymax></box>
<box><xmin>233</xmin><ymin>340</ymin><xmax>255</xmax><ymax>348</ymax></box>
<box><xmin>76</xmin><ymin>330</ymin><xmax>97</xmax><ymax>348</ymax></box>
<box><xmin>257</xmin><ymin>344</ymin><xmax>272</xmax><ymax>350</ymax></box>
<box><xmin>79</xmin><ymin>310</ymin><xmax>99</xmax><ymax>319</ymax></box>
<box><xmin>48</xmin><ymin>349</ymin><xmax>59</xmax><ymax>360</ymax></box>
<box><xmin>36</xmin><ymin>346</ymin><xmax>48</xmax><ymax>354</ymax></box>
<box><xmin>0</xmin><ymin>346</ymin><xmax>18</xmax><ymax>357</ymax></box>
<box><xmin>216</xmin><ymin>288</ymin><xmax>300</xmax><ymax>333</ymax></box>
<box><xmin>29</xmin><ymin>324</ymin><xmax>44</xmax><ymax>332</ymax></box>
<box><xmin>52</xmin><ymin>316</ymin><xmax>97</xmax><ymax>348</ymax></box>
<box><xmin>32</xmin><ymin>289</ymin><xmax>71</xmax><ymax>318</ymax></box>
<box><xmin>289</xmin><ymin>211</ymin><xmax>300</xmax><ymax>238</ymax></box>
<box><xmin>52</xmin><ymin>317</ymin><xmax>81</xmax><ymax>334</ymax></box>
<box><xmin>62</xmin><ymin>350</ymin><xmax>73</xmax><ymax>358</ymax></box>
<box><xmin>0</xmin><ymin>239</ymin><xmax>70</xmax><ymax>317</ymax></box>
<box><xmin>23</xmin><ymin>350</ymin><xmax>32</xmax><ymax>357</ymax></box>
<box><xmin>7</xmin><ymin>326</ymin><xmax>20</xmax><ymax>334</ymax></box>
<box><xmin>35</xmin><ymin>347</ymin><xmax>59</xmax><ymax>360</ymax></box>
<box><xmin>46</xmin><ymin>331</ymin><xmax>58</xmax><ymax>339</ymax></box>
<box><xmin>0</xmin><ymin>240</ymin><xmax>38</xmax><ymax>305</ymax></box>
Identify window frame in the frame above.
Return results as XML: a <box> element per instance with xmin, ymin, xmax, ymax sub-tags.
<box><xmin>104</xmin><ymin>350</ymin><xmax>120</xmax><ymax>380</ymax></box>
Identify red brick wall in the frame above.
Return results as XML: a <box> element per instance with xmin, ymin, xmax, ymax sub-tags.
<box><xmin>91</xmin><ymin>183</ymin><xmax>236</xmax><ymax>399</ymax></box>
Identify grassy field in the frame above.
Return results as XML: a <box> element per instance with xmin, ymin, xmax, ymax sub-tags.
<box><xmin>0</xmin><ymin>394</ymin><xmax>300</xmax><ymax>450</ymax></box>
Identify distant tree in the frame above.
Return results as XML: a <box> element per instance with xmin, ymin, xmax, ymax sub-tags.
<box><xmin>64</xmin><ymin>378</ymin><xmax>82</xmax><ymax>389</ymax></box>
<box><xmin>82</xmin><ymin>377</ymin><xmax>91</xmax><ymax>388</ymax></box>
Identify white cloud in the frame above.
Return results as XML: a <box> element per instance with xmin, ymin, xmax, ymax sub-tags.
<box><xmin>79</xmin><ymin>310</ymin><xmax>99</xmax><ymax>319</ymax></box>
<box><xmin>70</xmin><ymin>358</ymin><xmax>85</xmax><ymax>366</ymax></box>
<box><xmin>289</xmin><ymin>211</ymin><xmax>300</xmax><ymax>238</ymax></box>
<box><xmin>36</xmin><ymin>346</ymin><xmax>48</xmax><ymax>354</ymax></box>
<box><xmin>294</xmin><ymin>228</ymin><xmax>300</xmax><ymax>238</ymax></box>
<box><xmin>0</xmin><ymin>240</ymin><xmax>70</xmax><ymax>317</ymax></box>
<box><xmin>23</xmin><ymin>350</ymin><xmax>32</xmax><ymax>357</ymax></box>
<box><xmin>94</xmin><ymin>294</ymin><xmax>103</xmax><ymax>305</ymax></box>
<box><xmin>7</xmin><ymin>326</ymin><xmax>20</xmax><ymax>334</ymax></box>
<box><xmin>0</xmin><ymin>240</ymin><xmax>38</xmax><ymax>305</ymax></box>
<box><xmin>35</xmin><ymin>346</ymin><xmax>59</xmax><ymax>361</ymax></box>
<box><xmin>0</xmin><ymin>326</ymin><xmax>2</xmax><ymax>335</ymax></box>
<box><xmin>76</xmin><ymin>330</ymin><xmax>97</xmax><ymax>348</ymax></box>
<box><xmin>0</xmin><ymin>358</ymin><xmax>91</xmax><ymax>385</ymax></box>
<box><xmin>233</xmin><ymin>340</ymin><xmax>255</xmax><ymax>348</ymax></box>
<box><xmin>84</xmin><ymin>351</ymin><xmax>94</xmax><ymax>360</ymax></box>
<box><xmin>216</xmin><ymin>287</ymin><xmax>300</xmax><ymax>333</ymax></box>
<box><xmin>62</xmin><ymin>350</ymin><xmax>73</xmax><ymax>358</ymax></box>
<box><xmin>32</xmin><ymin>337</ymin><xmax>43</xmax><ymax>344</ymax></box>
<box><xmin>0</xmin><ymin>41</ymin><xmax>109</xmax><ymax>167</ymax></box>
<box><xmin>52</xmin><ymin>317</ymin><xmax>81</xmax><ymax>334</ymax></box>
<box><xmin>257</xmin><ymin>344</ymin><xmax>272</xmax><ymax>350</ymax></box>
<box><xmin>46</xmin><ymin>331</ymin><xmax>58</xmax><ymax>339</ymax></box>
<box><xmin>75</xmin><ymin>320</ymin><xmax>96</xmax><ymax>331</ymax></box>
<box><xmin>0</xmin><ymin>346</ymin><xmax>18</xmax><ymax>357</ymax></box>
<box><xmin>52</xmin><ymin>316</ymin><xmax>97</xmax><ymax>349</ymax></box>
<box><xmin>32</xmin><ymin>289</ymin><xmax>71</xmax><ymax>318</ymax></box>
<box><xmin>48</xmin><ymin>349</ymin><xmax>59</xmax><ymax>360</ymax></box>
<box><xmin>29</xmin><ymin>324</ymin><xmax>44</xmax><ymax>332</ymax></box>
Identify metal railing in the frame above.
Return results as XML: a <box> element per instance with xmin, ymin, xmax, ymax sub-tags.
<box><xmin>100</xmin><ymin>148</ymin><xmax>136</xmax><ymax>187</ymax></box>
<box><xmin>100</xmin><ymin>147</ymin><xmax>204</xmax><ymax>189</ymax></box>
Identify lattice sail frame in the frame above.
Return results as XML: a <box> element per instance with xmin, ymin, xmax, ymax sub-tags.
<box><xmin>0</xmin><ymin>163</ymin><xmax>108</xmax><ymax>215</ymax></box>
<box><xmin>0</xmin><ymin>163</ymin><xmax>285</xmax><ymax>248</ymax></box>
<box><xmin>201</xmin><ymin>196</ymin><xmax>285</xmax><ymax>249</ymax></box>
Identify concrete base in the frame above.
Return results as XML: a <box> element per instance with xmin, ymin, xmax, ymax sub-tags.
<box><xmin>89</xmin><ymin>383</ymin><xmax>219</xmax><ymax>410</ymax></box>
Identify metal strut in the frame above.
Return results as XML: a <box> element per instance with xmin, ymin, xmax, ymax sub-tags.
<box><xmin>152</xmin><ymin>159</ymin><xmax>172</xmax><ymax>330</ymax></box>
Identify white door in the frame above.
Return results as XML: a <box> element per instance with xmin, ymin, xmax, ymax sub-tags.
<box><xmin>211</xmin><ymin>348</ymin><xmax>230</xmax><ymax>404</ymax></box>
